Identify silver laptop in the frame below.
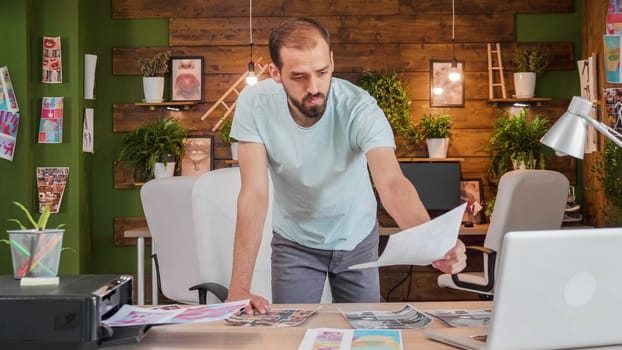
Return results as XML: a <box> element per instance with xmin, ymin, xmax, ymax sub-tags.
<box><xmin>425</xmin><ymin>228</ymin><xmax>622</xmax><ymax>350</ymax></box>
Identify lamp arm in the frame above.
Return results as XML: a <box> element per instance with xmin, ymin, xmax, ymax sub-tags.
<box><xmin>580</xmin><ymin>113</ymin><xmax>622</xmax><ymax>149</ymax></box>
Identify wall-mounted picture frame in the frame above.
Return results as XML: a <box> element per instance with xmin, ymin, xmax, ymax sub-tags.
<box><xmin>430</xmin><ymin>59</ymin><xmax>465</xmax><ymax>107</ymax></box>
<box><xmin>181</xmin><ymin>135</ymin><xmax>213</xmax><ymax>176</ymax></box>
<box><xmin>170</xmin><ymin>56</ymin><xmax>204</xmax><ymax>103</ymax></box>
<box><xmin>460</xmin><ymin>178</ymin><xmax>485</xmax><ymax>225</ymax></box>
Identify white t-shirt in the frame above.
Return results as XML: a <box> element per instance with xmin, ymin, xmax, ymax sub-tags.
<box><xmin>231</xmin><ymin>77</ymin><xmax>395</xmax><ymax>250</ymax></box>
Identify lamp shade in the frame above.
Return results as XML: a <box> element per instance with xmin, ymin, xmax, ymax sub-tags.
<box><xmin>540</xmin><ymin>96</ymin><xmax>594</xmax><ymax>160</ymax></box>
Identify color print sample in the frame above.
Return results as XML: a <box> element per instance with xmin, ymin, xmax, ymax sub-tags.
<box><xmin>0</xmin><ymin>66</ymin><xmax>19</xmax><ymax>112</ymax></box>
<box><xmin>42</xmin><ymin>36</ymin><xmax>62</xmax><ymax>83</ymax></box>
<box><xmin>0</xmin><ymin>111</ymin><xmax>19</xmax><ymax>161</ymax></box>
<box><xmin>37</xmin><ymin>167</ymin><xmax>69</xmax><ymax>213</ymax></box>
<box><xmin>39</xmin><ymin>97</ymin><xmax>64</xmax><ymax>143</ymax></box>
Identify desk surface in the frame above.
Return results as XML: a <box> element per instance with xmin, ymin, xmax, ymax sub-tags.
<box><xmin>114</xmin><ymin>301</ymin><xmax>491</xmax><ymax>349</ymax></box>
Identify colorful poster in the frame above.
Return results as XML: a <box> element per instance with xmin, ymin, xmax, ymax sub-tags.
<box><xmin>608</xmin><ymin>0</ymin><xmax>622</xmax><ymax>35</ymax></box>
<box><xmin>0</xmin><ymin>66</ymin><xmax>19</xmax><ymax>112</ymax></box>
<box><xmin>82</xmin><ymin>108</ymin><xmax>94</xmax><ymax>153</ymax></box>
<box><xmin>36</xmin><ymin>167</ymin><xmax>69</xmax><ymax>213</ymax></box>
<box><xmin>42</xmin><ymin>36</ymin><xmax>62</xmax><ymax>83</ymax></box>
<box><xmin>604</xmin><ymin>35</ymin><xmax>622</xmax><ymax>83</ymax></box>
<box><xmin>0</xmin><ymin>110</ymin><xmax>19</xmax><ymax>161</ymax></box>
<box><xmin>38</xmin><ymin>97</ymin><xmax>64</xmax><ymax>143</ymax></box>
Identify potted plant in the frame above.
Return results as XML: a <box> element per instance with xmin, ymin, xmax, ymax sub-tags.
<box><xmin>138</xmin><ymin>50</ymin><xmax>171</xmax><ymax>103</ymax></box>
<box><xmin>592</xmin><ymin>140</ymin><xmax>622</xmax><ymax>226</ymax></box>
<box><xmin>219</xmin><ymin>116</ymin><xmax>238</xmax><ymax>160</ymax></box>
<box><xmin>417</xmin><ymin>113</ymin><xmax>453</xmax><ymax>158</ymax></box>
<box><xmin>511</xmin><ymin>47</ymin><xmax>550</xmax><ymax>98</ymax></box>
<box><xmin>486</xmin><ymin>109</ymin><xmax>550</xmax><ymax>184</ymax></box>
<box><xmin>117</xmin><ymin>117</ymin><xmax>187</xmax><ymax>183</ymax></box>
<box><xmin>357</xmin><ymin>70</ymin><xmax>419</xmax><ymax>153</ymax></box>
<box><xmin>4</xmin><ymin>202</ymin><xmax>66</xmax><ymax>279</ymax></box>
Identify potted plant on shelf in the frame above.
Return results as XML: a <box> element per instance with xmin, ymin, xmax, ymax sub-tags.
<box><xmin>117</xmin><ymin>117</ymin><xmax>187</xmax><ymax>183</ymax></box>
<box><xmin>485</xmin><ymin>109</ymin><xmax>550</xmax><ymax>184</ymax></box>
<box><xmin>592</xmin><ymin>140</ymin><xmax>622</xmax><ymax>226</ymax></box>
<box><xmin>417</xmin><ymin>113</ymin><xmax>453</xmax><ymax>158</ymax></box>
<box><xmin>219</xmin><ymin>116</ymin><xmax>238</xmax><ymax>160</ymax></box>
<box><xmin>357</xmin><ymin>70</ymin><xmax>419</xmax><ymax>154</ymax></box>
<box><xmin>511</xmin><ymin>47</ymin><xmax>550</xmax><ymax>98</ymax></box>
<box><xmin>138</xmin><ymin>50</ymin><xmax>171</xmax><ymax>103</ymax></box>
<box><xmin>4</xmin><ymin>201</ymin><xmax>66</xmax><ymax>279</ymax></box>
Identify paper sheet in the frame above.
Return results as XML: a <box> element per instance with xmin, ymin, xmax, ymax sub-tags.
<box><xmin>349</xmin><ymin>203</ymin><xmax>466</xmax><ymax>269</ymax></box>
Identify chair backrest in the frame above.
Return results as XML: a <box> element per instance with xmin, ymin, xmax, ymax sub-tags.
<box><xmin>484</xmin><ymin>169</ymin><xmax>569</xmax><ymax>263</ymax></box>
<box><xmin>140</xmin><ymin>176</ymin><xmax>202</xmax><ymax>303</ymax></box>
<box><xmin>191</xmin><ymin>167</ymin><xmax>274</xmax><ymax>304</ymax></box>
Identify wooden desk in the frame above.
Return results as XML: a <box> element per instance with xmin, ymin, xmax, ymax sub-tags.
<box><xmin>114</xmin><ymin>301</ymin><xmax>492</xmax><ymax>349</ymax></box>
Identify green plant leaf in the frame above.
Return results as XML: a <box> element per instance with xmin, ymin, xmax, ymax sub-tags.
<box><xmin>7</xmin><ymin>219</ymin><xmax>26</xmax><ymax>230</ymax></box>
<box><xmin>37</xmin><ymin>205</ymin><xmax>51</xmax><ymax>230</ymax></box>
<box><xmin>12</xmin><ymin>201</ymin><xmax>37</xmax><ymax>229</ymax></box>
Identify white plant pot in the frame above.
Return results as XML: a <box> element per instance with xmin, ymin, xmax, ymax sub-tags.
<box><xmin>513</xmin><ymin>72</ymin><xmax>536</xmax><ymax>98</ymax></box>
<box><xmin>154</xmin><ymin>162</ymin><xmax>175</xmax><ymax>178</ymax></box>
<box><xmin>143</xmin><ymin>77</ymin><xmax>165</xmax><ymax>103</ymax></box>
<box><xmin>230</xmin><ymin>142</ymin><xmax>239</xmax><ymax>160</ymax></box>
<box><xmin>426</xmin><ymin>138</ymin><xmax>449</xmax><ymax>158</ymax></box>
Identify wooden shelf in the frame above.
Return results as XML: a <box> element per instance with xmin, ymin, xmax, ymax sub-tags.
<box><xmin>487</xmin><ymin>97</ymin><xmax>551</xmax><ymax>107</ymax></box>
<box><xmin>397</xmin><ymin>157</ymin><xmax>464</xmax><ymax>162</ymax></box>
<box><xmin>135</xmin><ymin>101</ymin><xmax>197</xmax><ymax>110</ymax></box>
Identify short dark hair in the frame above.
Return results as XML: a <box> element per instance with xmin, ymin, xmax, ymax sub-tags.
<box><xmin>269</xmin><ymin>17</ymin><xmax>331</xmax><ymax>69</ymax></box>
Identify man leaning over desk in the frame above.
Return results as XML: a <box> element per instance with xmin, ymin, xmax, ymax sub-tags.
<box><xmin>226</xmin><ymin>17</ymin><xmax>467</xmax><ymax>313</ymax></box>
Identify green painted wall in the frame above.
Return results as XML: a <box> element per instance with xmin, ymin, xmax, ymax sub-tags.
<box><xmin>0</xmin><ymin>0</ymin><xmax>583</xmax><ymax>277</ymax></box>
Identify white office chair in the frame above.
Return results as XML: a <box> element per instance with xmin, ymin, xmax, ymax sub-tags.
<box><xmin>437</xmin><ymin>169</ymin><xmax>569</xmax><ymax>297</ymax></box>
<box><xmin>141</xmin><ymin>167</ymin><xmax>332</xmax><ymax>305</ymax></box>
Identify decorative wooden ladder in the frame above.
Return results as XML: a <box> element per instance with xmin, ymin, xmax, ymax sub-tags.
<box><xmin>201</xmin><ymin>57</ymin><xmax>269</xmax><ymax>132</ymax></box>
<box><xmin>487</xmin><ymin>43</ymin><xmax>507</xmax><ymax>99</ymax></box>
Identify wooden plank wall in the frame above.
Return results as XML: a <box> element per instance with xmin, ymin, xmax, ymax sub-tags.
<box><xmin>110</xmin><ymin>0</ymin><xmax>578</xmax><ymax>302</ymax></box>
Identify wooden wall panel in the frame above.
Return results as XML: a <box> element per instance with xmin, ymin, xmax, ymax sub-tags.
<box><xmin>169</xmin><ymin>15</ymin><xmax>516</xmax><ymax>47</ymax></box>
<box><xmin>399</xmin><ymin>0</ymin><xmax>574</xmax><ymax>15</ymax></box>
<box><xmin>112</xmin><ymin>0</ymin><xmax>573</xmax><ymax>19</ymax></box>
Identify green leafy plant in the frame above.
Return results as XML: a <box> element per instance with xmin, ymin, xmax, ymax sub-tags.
<box><xmin>357</xmin><ymin>70</ymin><xmax>418</xmax><ymax>141</ymax></box>
<box><xmin>117</xmin><ymin>117</ymin><xmax>188</xmax><ymax>182</ymax></box>
<box><xmin>418</xmin><ymin>113</ymin><xmax>453</xmax><ymax>139</ymax></box>
<box><xmin>485</xmin><ymin>110</ymin><xmax>550</xmax><ymax>184</ymax></box>
<box><xmin>137</xmin><ymin>51</ymin><xmax>171</xmax><ymax>77</ymax></box>
<box><xmin>7</xmin><ymin>201</ymin><xmax>65</xmax><ymax>231</ymax></box>
<box><xmin>219</xmin><ymin>117</ymin><xmax>237</xmax><ymax>144</ymax></box>
<box><xmin>592</xmin><ymin>140</ymin><xmax>622</xmax><ymax>226</ymax></box>
<box><xmin>511</xmin><ymin>47</ymin><xmax>550</xmax><ymax>73</ymax></box>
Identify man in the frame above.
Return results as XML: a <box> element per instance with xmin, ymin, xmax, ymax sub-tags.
<box><xmin>227</xmin><ymin>17</ymin><xmax>466</xmax><ymax>313</ymax></box>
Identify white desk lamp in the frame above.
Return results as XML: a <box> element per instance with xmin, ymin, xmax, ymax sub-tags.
<box><xmin>540</xmin><ymin>96</ymin><xmax>622</xmax><ymax>159</ymax></box>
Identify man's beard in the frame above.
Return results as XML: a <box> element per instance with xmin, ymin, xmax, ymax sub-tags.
<box><xmin>285</xmin><ymin>85</ymin><xmax>330</xmax><ymax>119</ymax></box>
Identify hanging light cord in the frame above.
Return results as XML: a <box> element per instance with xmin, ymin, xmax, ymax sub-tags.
<box><xmin>249</xmin><ymin>0</ymin><xmax>253</xmax><ymax>61</ymax></box>
<box><xmin>451</xmin><ymin>0</ymin><xmax>456</xmax><ymax>59</ymax></box>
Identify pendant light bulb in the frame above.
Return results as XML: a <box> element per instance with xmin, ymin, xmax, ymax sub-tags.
<box><xmin>246</xmin><ymin>61</ymin><xmax>257</xmax><ymax>85</ymax></box>
<box><xmin>448</xmin><ymin>57</ymin><xmax>461</xmax><ymax>82</ymax></box>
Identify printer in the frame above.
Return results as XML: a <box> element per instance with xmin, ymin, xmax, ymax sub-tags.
<box><xmin>0</xmin><ymin>274</ymin><xmax>136</xmax><ymax>349</ymax></box>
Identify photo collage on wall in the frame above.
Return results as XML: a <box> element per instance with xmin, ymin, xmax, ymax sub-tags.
<box><xmin>38</xmin><ymin>97</ymin><xmax>64</xmax><ymax>143</ymax></box>
<box><xmin>0</xmin><ymin>65</ymin><xmax>19</xmax><ymax>161</ymax></box>
<box><xmin>36</xmin><ymin>167</ymin><xmax>69</xmax><ymax>213</ymax></box>
<box><xmin>42</xmin><ymin>36</ymin><xmax>62</xmax><ymax>84</ymax></box>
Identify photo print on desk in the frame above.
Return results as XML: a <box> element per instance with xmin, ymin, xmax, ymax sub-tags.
<box><xmin>0</xmin><ymin>110</ymin><xmax>19</xmax><ymax>161</ymax></box>
<box><xmin>170</xmin><ymin>56</ymin><xmax>204</xmax><ymax>102</ymax></box>
<box><xmin>38</xmin><ymin>97</ymin><xmax>64</xmax><ymax>143</ymax></box>
<box><xmin>460</xmin><ymin>179</ymin><xmax>485</xmax><ymax>225</ymax></box>
<box><xmin>42</xmin><ymin>36</ymin><xmax>62</xmax><ymax>84</ymax></box>
<box><xmin>37</xmin><ymin>167</ymin><xmax>69</xmax><ymax>213</ymax></box>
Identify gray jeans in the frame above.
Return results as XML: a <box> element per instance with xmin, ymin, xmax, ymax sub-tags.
<box><xmin>270</xmin><ymin>226</ymin><xmax>380</xmax><ymax>303</ymax></box>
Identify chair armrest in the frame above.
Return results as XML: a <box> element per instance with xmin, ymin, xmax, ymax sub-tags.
<box><xmin>450</xmin><ymin>246</ymin><xmax>497</xmax><ymax>293</ymax></box>
<box><xmin>189</xmin><ymin>282</ymin><xmax>229</xmax><ymax>304</ymax></box>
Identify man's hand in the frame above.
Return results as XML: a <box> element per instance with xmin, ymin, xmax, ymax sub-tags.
<box><xmin>432</xmin><ymin>239</ymin><xmax>467</xmax><ymax>274</ymax></box>
<box><xmin>226</xmin><ymin>289</ymin><xmax>270</xmax><ymax>315</ymax></box>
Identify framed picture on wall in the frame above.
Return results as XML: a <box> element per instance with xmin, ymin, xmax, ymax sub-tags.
<box><xmin>181</xmin><ymin>135</ymin><xmax>213</xmax><ymax>176</ymax></box>
<box><xmin>430</xmin><ymin>60</ymin><xmax>465</xmax><ymax>107</ymax></box>
<box><xmin>460</xmin><ymin>178</ymin><xmax>485</xmax><ymax>224</ymax></box>
<box><xmin>170</xmin><ymin>56</ymin><xmax>204</xmax><ymax>102</ymax></box>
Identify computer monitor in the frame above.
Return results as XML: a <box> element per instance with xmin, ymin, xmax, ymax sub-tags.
<box><xmin>378</xmin><ymin>162</ymin><xmax>462</xmax><ymax>225</ymax></box>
